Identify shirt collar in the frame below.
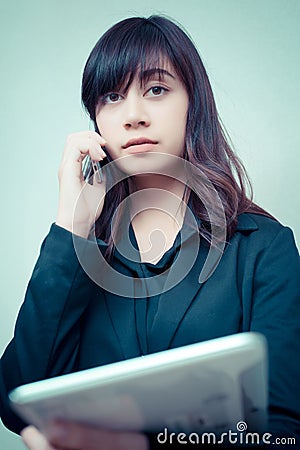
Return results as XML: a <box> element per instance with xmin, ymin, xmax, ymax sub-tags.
<box><xmin>96</xmin><ymin>208</ymin><xmax>260</xmax><ymax>267</ymax></box>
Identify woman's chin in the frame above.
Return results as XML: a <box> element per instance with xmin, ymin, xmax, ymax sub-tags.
<box><xmin>113</xmin><ymin>152</ymin><xmax>186</xmax><ymax>179</ymax></box>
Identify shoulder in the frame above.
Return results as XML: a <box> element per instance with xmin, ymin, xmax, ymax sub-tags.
<box><xmin>235</xmin><ymin>212</ymin><xmax>299</xmax><ymax>256</ymax></box>
<box><xmin>237</xmin><ymin>212</ymin><xmax>292</xmax><ymax>238</ymax></box>
<box><xmin>237</xmin><ymin>212</ymin><xmax>282</xmax><ymax>234</ymax></box>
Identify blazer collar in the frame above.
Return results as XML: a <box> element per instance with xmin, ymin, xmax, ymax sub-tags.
<box><xmin>236</xmin><ymin>213</ymin><xmax>259</xmax><ymax>232</ymax></box>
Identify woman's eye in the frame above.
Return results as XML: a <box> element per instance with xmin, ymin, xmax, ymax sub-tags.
<box><xmin>148</xmin><ymin>86</ymin><xmax>167</xmax><ymax>96</ymax></box>
<box><xmin>103</xmin><ymin>93</ymin><xmax>121</xmax><ymax>103</ymax></box>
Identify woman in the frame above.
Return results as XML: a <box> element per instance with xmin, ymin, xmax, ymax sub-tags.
<box><xmin>1</xmin><ymin>15</ymin><xmax>299</xmax><ymax>450</ymax></box>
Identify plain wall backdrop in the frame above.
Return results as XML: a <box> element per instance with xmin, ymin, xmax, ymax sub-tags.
<box><xmin>0</xmin><ymin>0</ymin><xmax>299</xmax><ymax>448</ymax></box>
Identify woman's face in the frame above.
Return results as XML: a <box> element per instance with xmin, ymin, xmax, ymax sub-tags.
<box><xmin>95</xmin><ymin>60</ymin><xmax>189</xmax><ymax>177</ymax></box>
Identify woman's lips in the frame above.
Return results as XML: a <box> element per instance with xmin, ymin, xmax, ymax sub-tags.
<box><xmin>122</xmin><ymin>136</ymin><xmax>157</xmax><ymax>153</ymax></box>
<box><xmin>125</xmin><ymin>143</ymin><xmax>157</xmax><ymax>154</ymax></box>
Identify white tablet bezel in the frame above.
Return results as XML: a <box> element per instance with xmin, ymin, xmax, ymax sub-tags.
<box><xmin>9</xmin><ymin>332</ymin><xmax>268</xmax><ymax>434</ymax></box>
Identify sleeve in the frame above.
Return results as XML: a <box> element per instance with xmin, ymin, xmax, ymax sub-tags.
<box><xmin>249</xmin><ymin>226</ymin><xmax>300</xmax><ymax>443</ymax></box>
<box><xmin>0</xmin><ymin>224</ymin><xmax>102</xmax><ymax>434</ymax></box>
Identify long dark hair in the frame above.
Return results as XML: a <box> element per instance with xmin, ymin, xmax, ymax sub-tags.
<box><xmin>82</xmin><ymin>15</ymin><xmax>273</xmax><ymax>256</ymax></box>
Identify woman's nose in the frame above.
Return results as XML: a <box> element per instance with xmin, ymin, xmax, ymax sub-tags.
<box><xmin>122</xmin><ymin>96</ymin><xmax>150</xmax><ymax>130</ymax></box>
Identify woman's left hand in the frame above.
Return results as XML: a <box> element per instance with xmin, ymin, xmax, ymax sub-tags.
<box><xmin>21</xmin><ymin>422</ymin><xmax>149</xmax><ymax>450</ymax></box>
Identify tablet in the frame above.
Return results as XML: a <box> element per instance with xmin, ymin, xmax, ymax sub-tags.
<box><xmin>9</xmin><ymin>332</ymin><xmax>268</xmax><ymax>435</ymax></box>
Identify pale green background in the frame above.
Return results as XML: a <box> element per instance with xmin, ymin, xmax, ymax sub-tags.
<box><xmin>0</xmin><ymin>0</ymin><xmax>299</xmax><ymax>448</ymax></box>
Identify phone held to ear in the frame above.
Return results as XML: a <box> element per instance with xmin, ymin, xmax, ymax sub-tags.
<box><xmin>82</xmin><ymin>155</ymin><xmax>104</xmax><ymax>184</ymax></box>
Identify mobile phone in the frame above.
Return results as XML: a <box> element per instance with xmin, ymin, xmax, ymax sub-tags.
<box><xmin>82</xmin><ymin>155</ymin><xmax>105</xmax><ymax>184</ymax></box>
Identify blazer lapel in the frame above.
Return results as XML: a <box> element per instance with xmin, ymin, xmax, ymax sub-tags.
<box><xmin>148</xmin><ymin>212</ymin><xmax>258</xmax><ymax>352</ymax></box>
<box><xmin>103</xmin><ymin>241</ymin><xmax>142</xmax><ymax>360</ymax></box>
<box><xmin>148</xmin><ymin>233</ymin><xmax>219</xmax><ymax>353</ymax></box>
<box><xmin>105</xmin><ymin>292</ymin><xmax>142</xmax><ymax>360</ymax></box>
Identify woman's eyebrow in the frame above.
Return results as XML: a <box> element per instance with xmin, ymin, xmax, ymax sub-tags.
<box><xmin>140</xmin><ymin>68</ymin><xmax>176</xmax><ymax>81</ymax></box>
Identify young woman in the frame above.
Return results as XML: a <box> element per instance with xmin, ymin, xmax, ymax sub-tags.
<box><xmin>1</xmin><ymin>15</ymin><xmax>299</xmax><ymax>450</ymax></box>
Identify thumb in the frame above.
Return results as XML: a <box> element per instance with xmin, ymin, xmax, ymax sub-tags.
<box><xmin>21</xmin><ymin>426</ymin><xmax>56</xmax><ymax>450</ymax></box>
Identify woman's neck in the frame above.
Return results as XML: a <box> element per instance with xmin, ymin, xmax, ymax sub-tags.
<box><xmin>129</xmin><ymin>174</ymin><xmax>189</xmax><ymax>220</ymax></box>
<box><xmin>127</xmin><ymin>175</ymin><xmax>190</xmax><ymax>264</ymax></box>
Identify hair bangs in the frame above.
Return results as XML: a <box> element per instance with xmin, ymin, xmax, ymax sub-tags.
<box><xmin>82</xmin><ymin>18</ymin><xmax>177</xmax><ymax>120</ymax></box>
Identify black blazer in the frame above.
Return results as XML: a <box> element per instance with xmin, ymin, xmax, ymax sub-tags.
<box><xmin>1</xmin><ymin>213</ymin><xmax>300</xmax><ymax>444</ymax></box>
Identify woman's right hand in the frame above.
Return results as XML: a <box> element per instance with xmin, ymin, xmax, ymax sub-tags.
<box><xmin>56</xmin><ymin>131</ymin><xmax>107</xmax><ymax>238</ymax></box>
<box><xmin>21</xmin><ymin>423</ymin><xmax>149</xmax><ymax>450</ymax></box>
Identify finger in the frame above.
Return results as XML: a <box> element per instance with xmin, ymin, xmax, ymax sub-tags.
<box><xmin>63</xmin><ymin>133</ymin><xmax>106</xmax><ymax>161</ymax></box>
<box><xmin>48</xmin><ymin>421</ymin><xmax>149</xmax><ymax>450</ymax></box>
<box><xmin>84</xmin><ymin>131</ymin><xmax>107</xmax><ymax>161</ymax></box>
<box><xmin>73</xmin><ymin>139</ymin><xmax>104</xmax><ymax>162</ymax></box>
<box><xmin>87</xmin><ymin>143</ymin><xmax>107</xmax><ymax>163</ymax></box>
<box><xmin>59</xmin><ymin>137</ymin><xmax>106</xmax><ymax>180</ymax></box>
<box><xmin>21</xmin><ymin>426</ymin><xmax>58</xmax><ymax>450</ymax></box>
<box><xmin>86</xmin><ymin>130</ymin><xmax>106</xmax><ymax>147</ymax></box>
